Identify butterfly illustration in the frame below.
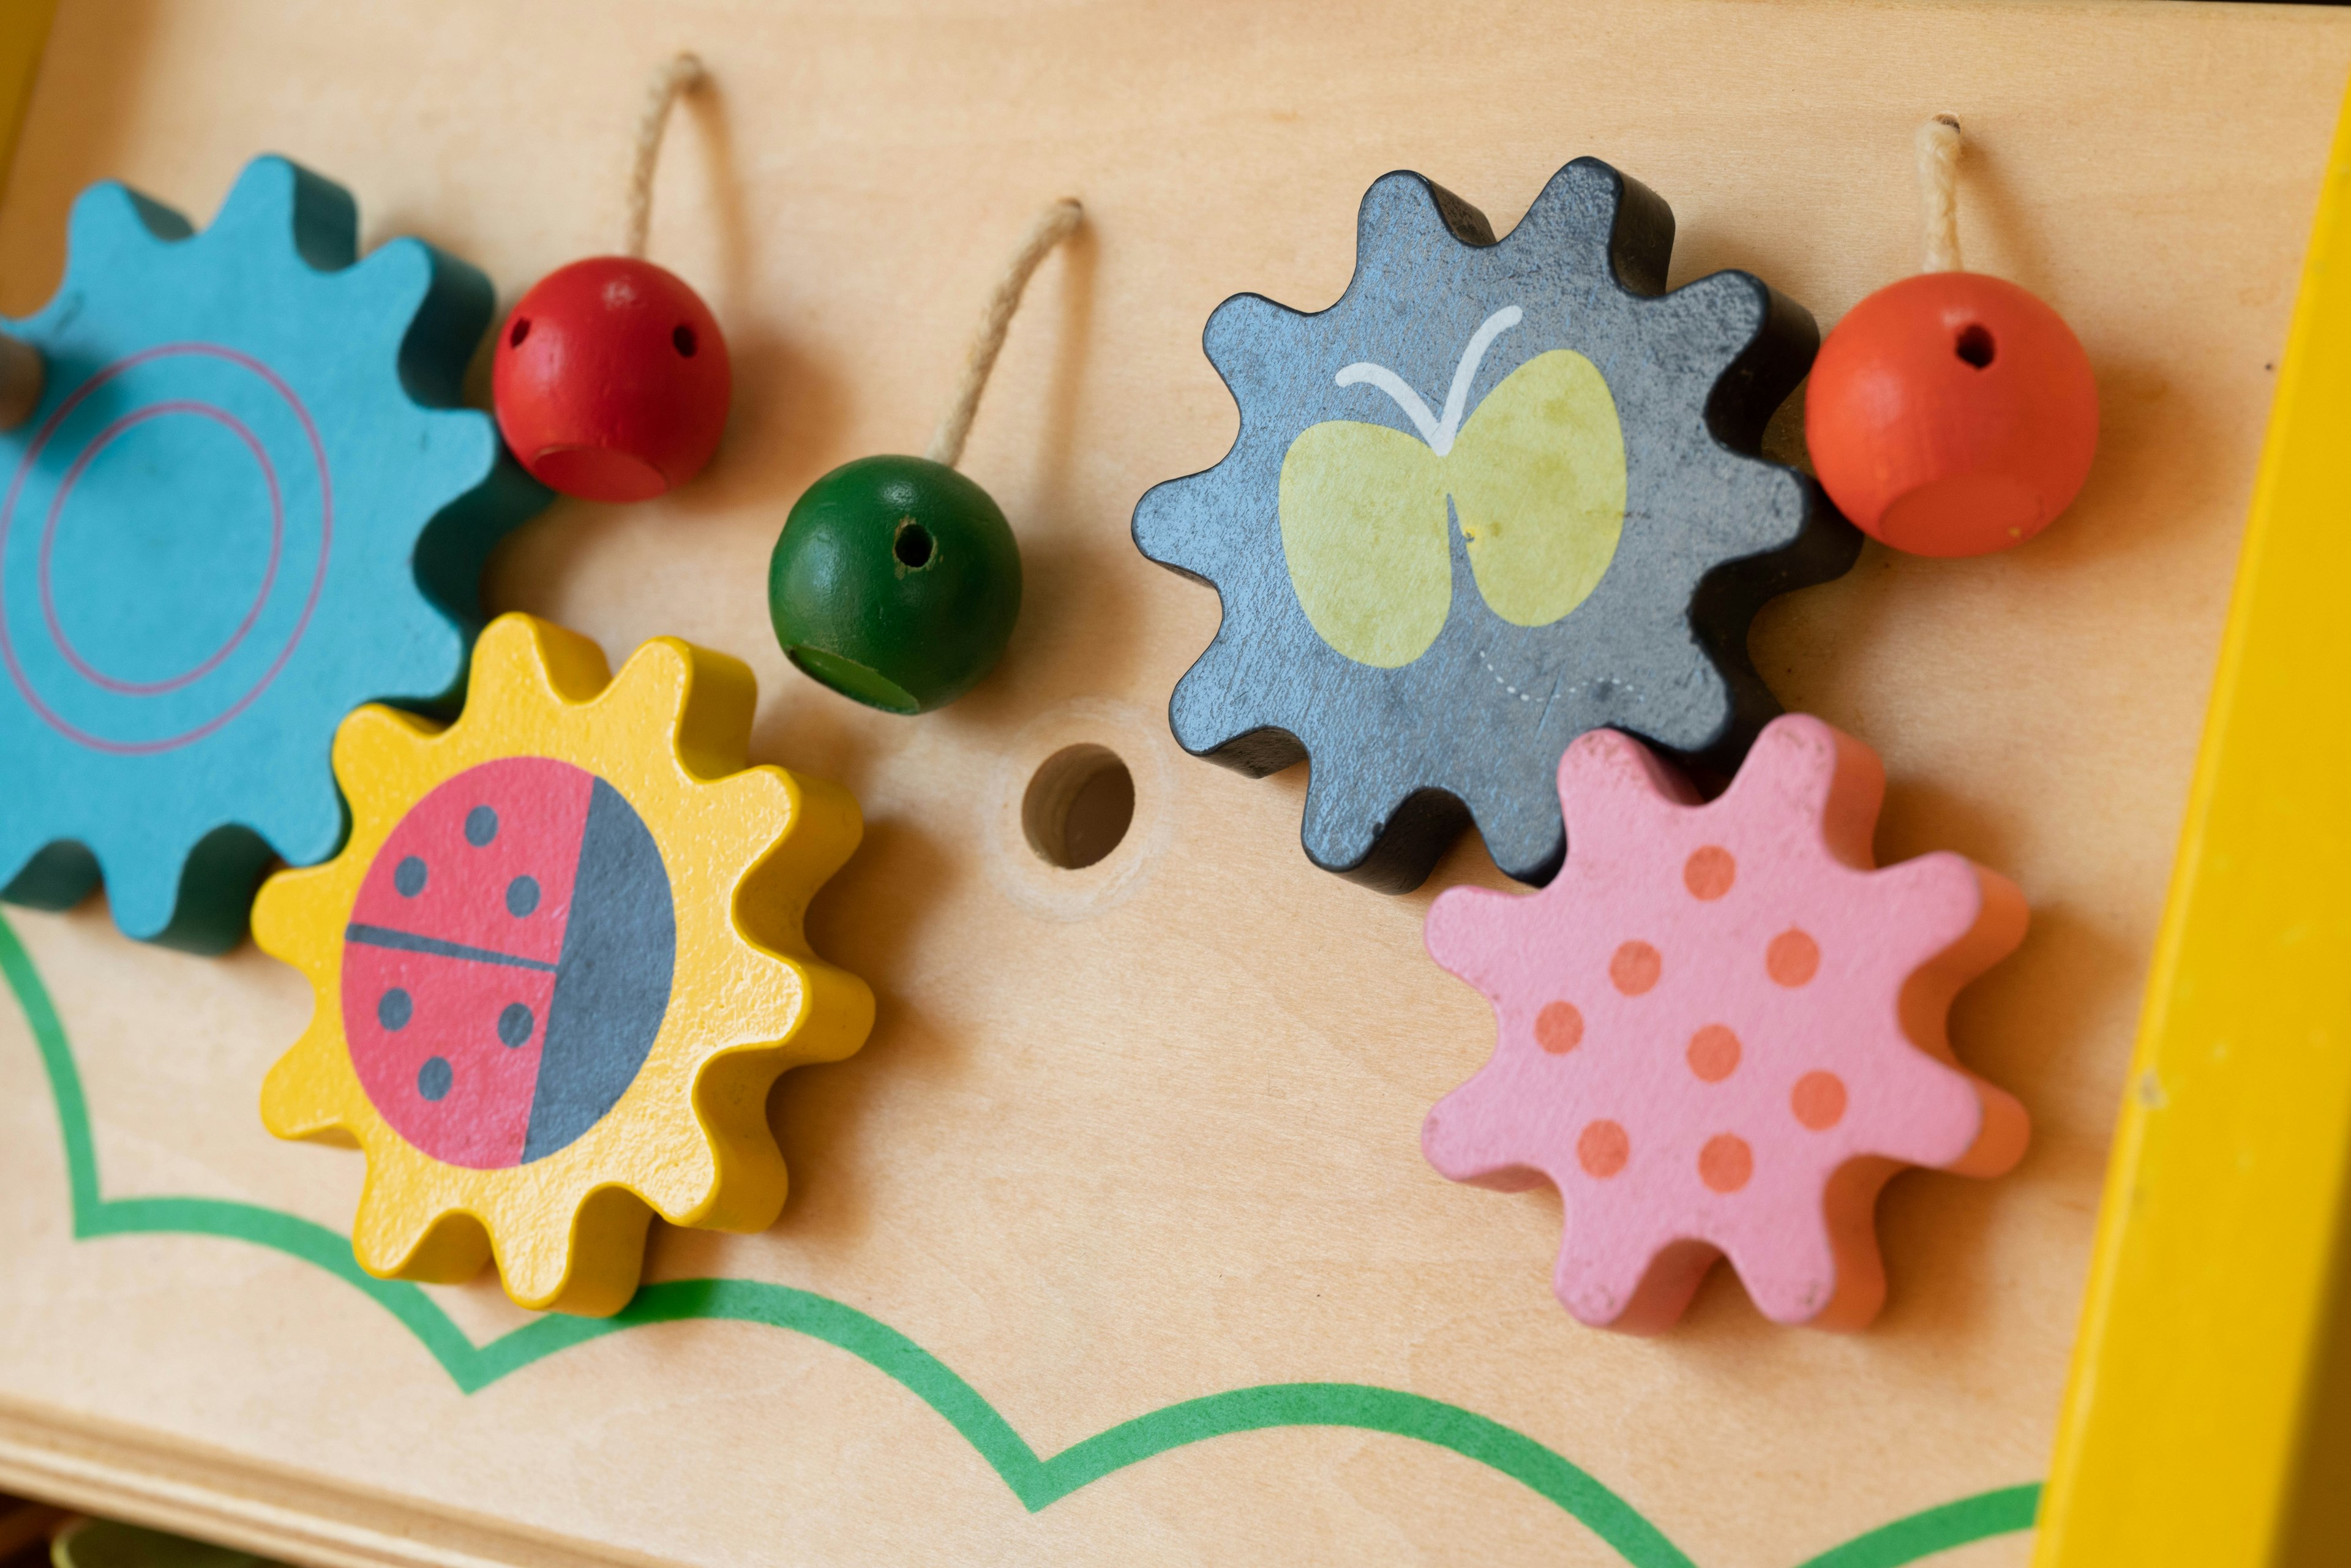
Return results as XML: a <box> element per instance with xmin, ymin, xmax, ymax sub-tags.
<box><xmin>1278</xmin><ymin>306</ymin><xmax>1629</xmax><ymax>669</ymax></box>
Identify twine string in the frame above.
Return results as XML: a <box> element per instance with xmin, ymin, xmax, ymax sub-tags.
<box><xmin>1917</xmin><ymin>113</ymin><xmax>1963</xmax><ymax>274</ymax></box>
<box><xmin>926</xmin><ymin>199</ymin><xmax>1085</xmax><ymax>468</ymax></box>
<box><xmin>623</xmin><ymin>52</ymin><xmax>707</xmax><ymax>260</ymax></box>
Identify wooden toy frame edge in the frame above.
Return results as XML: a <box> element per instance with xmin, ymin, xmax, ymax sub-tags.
<box><xmin>2033</xmin><ymin>67</ymin><xmax>2351</xmax><ymax>1568</ymax></box>
<box><xmin>3</xmin><ymin>7</ymin><xmax>2349</xmax><ymax>1561</ymax></box>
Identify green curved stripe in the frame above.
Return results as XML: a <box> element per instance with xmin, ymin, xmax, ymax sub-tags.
<box><xmin>0</xmin><ymin>912</ymin><xmax>2036</xmax><ymax>1565</ymax></box>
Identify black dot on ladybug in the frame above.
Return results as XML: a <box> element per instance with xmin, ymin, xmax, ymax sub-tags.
<box><xmin>498</xmin><ymin>1002</ymin><xmax>535</xmax><ymax>1048</ymax></box>
<box><xmin>465</xmin><ymin>806</ymin><xmax>500</xmax><ymax>847</ymax></box>
<box><xmin>377</xmin><ymin>987</ymin><xmax>413</xmax><ymax>1031</ymax></box>
<box><xmin>394</xmin><ymin>856</ymin><xmax>427</xmax><ymax>897</ymax></box>
<box><xmin>506</xmin><ymin>875</ymin><xmax>541</xmax><ymax>917</ymax></box>
<box><xmin>673</xmin><ymin>323</ymin><xmax>697</xmax><ymax>358</ymax></box>
<box><xmin>508</xmin><ymin>317</ymin><xmax>531</xmax><ymax>348</ymax></box>
<box><xmin>417</xmin><ymin>1056</ymin><xmax>453</xmax><ymax>1102</ymax></box>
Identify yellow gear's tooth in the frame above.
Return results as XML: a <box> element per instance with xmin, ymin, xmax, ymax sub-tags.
<box><xmin>258</xmin><ymin>1020</ymin><xmax>356</xmax><ymax>1141</ymax></box>
<box><xmin>250</xmin><ymin>861</ymin><xmax>347</xmax><ymax>976</ymax></box>
<box><xmin>253</xmin><ymin>612</ymin><xmax>872</xmax><ymax>1317</ymax></box>
<box><xmin>477</xmin><ymin>611</ymin><xmax>613</xmax><ymax>712</ymax></box>
<box><xmin>729</xmin><ymin>768</ymin><xmax>866</xmax><ymax>952</ymax></box>
<box><xmin>327</xmin><ymin>705</ymin><xmax>443</xmax><ymax>821</ymax></box>
<box><xmin>352</xmin><ymin>1177</ymin><xmax>488</xmax><ymax>1286</ymax></box>
<box><xmin>609</xmin><ymin>635</ymin><xmax>763</xmax><ymax>782</ymax></box>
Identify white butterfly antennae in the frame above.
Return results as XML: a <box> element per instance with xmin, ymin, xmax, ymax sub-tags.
<box><xmin>1333</xmin><ymin>306</ymin><xmax>1523</xmax><ymax>457</ymax></box>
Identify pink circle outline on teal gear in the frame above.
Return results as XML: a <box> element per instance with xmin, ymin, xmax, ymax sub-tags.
<box><xmin>0</xmin><ymin>341</ymin><xmax>332</xmax><ymax>754</ymax></box>
<box><xmin>37</xmin><ymin>400</ymin><xmax>285</xmax><ymax>696</ymax></box>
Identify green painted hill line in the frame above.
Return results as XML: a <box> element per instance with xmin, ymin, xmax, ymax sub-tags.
<box><xmin>0</xmin><ymin>912</ymin><xmax>2035</xmax><ymax>1565</ymax></box>
<box><xmin>1788</xmin><ymin>1485</ymin><xmax>2042</xmax><ymax>1568</ymax></box>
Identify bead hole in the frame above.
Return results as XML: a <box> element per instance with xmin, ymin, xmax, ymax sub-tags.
<box><xmin>1023</xmin><ymin>745</ymin><xmax>1135</xmax><ymax>870</ymax></box>
<box><xmin>508</xmin><ymin>317</ymin><xmax>531</xmax><ymax>348</ymax></box>
<box><xmin>893</xmin><ymin>519</ymin><xmax>935</xmax><ymax>569</ymax></box>
<box><xmin>672</xmin><ymin>323</ymin><xmax>698</xmax><ymax>357</ymax></box>
<box><xmin>1955</xmin><ymin>323</ymin><xmax>1996</xmax><ymax>369</ymax></box>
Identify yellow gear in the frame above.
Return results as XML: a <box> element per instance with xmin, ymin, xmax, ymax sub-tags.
<box><xmin>255</xmin><ymin>613</ymin><xmax>872</xmax><ymax>1315</ymax></box>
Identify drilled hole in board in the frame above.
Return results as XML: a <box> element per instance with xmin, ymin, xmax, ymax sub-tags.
<box><xmin>1022</xmin><ymin>745</ymin><xmax>1135</xmax><ymax>870</ymax></box>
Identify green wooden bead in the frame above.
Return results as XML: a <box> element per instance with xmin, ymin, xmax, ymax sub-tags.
<box><xmin>767</xmin><ymin>454</ymin><xmax>1024</xmax><ymax>714</ymax></box>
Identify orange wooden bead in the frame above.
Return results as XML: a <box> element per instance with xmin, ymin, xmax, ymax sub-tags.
<box><xmin>1805</xmin><ymin>271</ymin><xmax>2098</xmax><ymax>558</ymax></box>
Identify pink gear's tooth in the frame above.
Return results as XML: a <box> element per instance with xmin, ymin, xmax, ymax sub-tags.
<box><xmin>1422</xmin><ymin>883</ymin><xmax>1523</xmax><ymax>985</ymax></box>
<box><xmin>1556</xmin><ymin>1228</ymin><xmax>1717</xmax><ymax>1334</ymax></box>
<box><xmin>1716</xmin><ymin>712</ymin><xmax>1885</xmax><ymax>869</ymax></box>
<box><xmin>1421</xmin><ymin>712</ymin><xmax>2028</xmax><ymax>1332</ymax></box>
<box><xmin>1558</xmin><ymin>726</ymin><xmax>1698</xmax><ymax>826</ymax></box>
<box><xmin>1423</xmin><ymin>1064</ymin><xmax>1543</xmax><ymax>1186</ymax></box>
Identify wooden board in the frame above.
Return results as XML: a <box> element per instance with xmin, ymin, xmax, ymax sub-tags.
<box><xmin>0</xmin><ymin>1</ymin><xmax>2342</xmax><ymax>1564</ymax></box>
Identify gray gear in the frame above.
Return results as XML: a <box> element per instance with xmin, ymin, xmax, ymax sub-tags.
<box><xmin>1132</xmin><ymin>157</ymin><xmax>1858</xmax><ymax>891</ymax></box>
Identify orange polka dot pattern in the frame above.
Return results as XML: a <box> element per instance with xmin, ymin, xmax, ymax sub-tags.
<box><xmin>1419</xmin><ymin>715</ymin><xmax>2031</xmax><ymax>1332</ymax></box>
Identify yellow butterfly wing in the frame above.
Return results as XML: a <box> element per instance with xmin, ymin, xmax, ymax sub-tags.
<box><xmin>1448</xmin><ymin>349</ymin><xmax>1627</xmax><ymax>628</ymax></box>
<box><xmin>1278</xmin><ymin>419</ymin><xmax>1452</xmax><ymax>668</ymax></box>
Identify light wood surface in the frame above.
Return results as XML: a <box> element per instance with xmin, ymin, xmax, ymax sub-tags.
<box><xmin>0</xmin><ymin>2</ymin><xmax>2344</xmax><ymax>1564</ymax></box>
<box><xmin>2037</xmin><ymin>58</ymin><xmax>2351</xmax><ymax>1568</ymax></box>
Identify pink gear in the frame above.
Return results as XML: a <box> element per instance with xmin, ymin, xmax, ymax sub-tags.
<box><xmin>1421</xmin><ymin>713</ymin><xmax>2028</xmax><ymax>1333</ymax></box>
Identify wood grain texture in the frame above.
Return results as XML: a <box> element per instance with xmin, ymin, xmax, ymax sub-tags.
<box><xmin>0</xmin><ymin>2</ymin><xmax>2343</xmax><ymax>1565</ymax></box>
<box><xmin>1133</xmin><ymin>160</ymin><xmax>1857</xmax><ymax>891</ymax></box>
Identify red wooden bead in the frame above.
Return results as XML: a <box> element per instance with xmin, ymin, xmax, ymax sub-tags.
<box><xmin>492</xmin><ymin>257</ymin><xmax>730</xmax><ymax>503</ymax></box>
<box><xmin>1805</xmin><ymin>271</ymin><xmax>2097</xmax><ymax>558</ymax></box>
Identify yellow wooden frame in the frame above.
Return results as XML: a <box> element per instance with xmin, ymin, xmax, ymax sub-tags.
<box><xmin>0</xmin><ymin>1</ymin><xmax>54</xmax><ymax>212</ymax></box>
<box><xmin>2036</xmin><ymin>69</ymin><xmax>2351</xmax><ymax>1568</ymax></box>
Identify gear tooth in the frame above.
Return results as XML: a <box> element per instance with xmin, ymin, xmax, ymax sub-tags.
<box><xmin>1652</xmin><ymin>269</ymin><xmax>1772</xmax><ymax>365</ymax></box>
<box><xmin>266</xmin><ymin>744</ymin><xmax>354</xmax><ymax>871</ymax></box>
<box><xmin>209</xmin><ymin>155</ymin><xmax>359</xmax><ymax>272</ymax></box>
<box><xmin>411</xmin><ymin>444</ymin><xmax>553</xmax><ymax>632</ymax></box>
<box><xmin>1422</xmin><ymin>1071</ymin><xmax>1528</xmax><ymax>1184</ymax></box>
<box><xmin>1423</xmin><ymin>882</ymin><xmax>1520</xmax><ymax>981</ymax></box>
<box><xmin>1299</xmin><ymin>762</ymin><xmax>1370</xmax><ymax>870</ymax></box>
<box><xmin>619</xmin><ymin>635</ymin><xmax>759</xmax><ymax>778</ymax></box>
<box><xmin>1514</xmin><ymin>158</ymin><xmax>1673</xmax><ymax>297</ymax></box>
<box><xmin>0</xmin><ymin>819</ymin><xmax>48</xmax><ymax>894</ymax></box>
<box><xmin>1726</xmin><ymin>1218</ymin><xmax>1845</xmax><ymax>1326</ymax></box>
<box><xmin>1726</xmin><ymin>715</ymin><xmax>1872</xmax><ymax>828</ymax></box>
<box><xmin>89</xmin><ymin>821</ymin><xmax>266</xmax><ymax>952</ymax></box>
<box><xmin>89</xmin><ymin>830</ymin><xmax>182</xmax><ymax>945</ymax></box>
<box><xmin>1130</xmin><ymin>471</ymin><xmax>1206</xmax><ymax>573</ymax></box>
<box><xmin>258</xmin><ymin>1019</ymin><xmax>346</xmax><ymax>1138</ymax></box>
<box><xmin>330</xmin><ymin>704</ymin><xmax>440</xmax><ymax>812</ymax></box>
<box><xmin>1474</xmin><ymin>786</ymin><xmax>1567</xmax><ymax>888</ymax></box>
<box><xmin>1165</xmin><ymin>636</ymin><xmax>1272</xmax><ymax>756</ymax></box>
<box><xmin>0</xmin><ymin>835</ymin><xmax>99</xmax><ymax>912</ymax></box>
<box><xmin>1132</xmin><ymin>468</ymin><xmax>1248</xmax><ymax>580</ymax></box>
<box><xmin>474</xmin><ymin>612</ymin><xmax>612</xmax><ymax>711</ymax></box>
<box><xmin>495</xmin><ymin>1185</ymin><xmax>648</xmax><ymax>1316</ymax></box>
<box><xmin>250</xmin><ymin>855</ymin><xmax>345</xmax><ymax>970</ymax></box>
<box><xmin>354</xmin><ymin>1178</ymin><xmax>487</xmax><ymax>1283</ymax></box>
<box><xmin>1201</xmin><ymin>291</ymin><xmax>1305</xmax><ymax>398</ymax></box>
<box><xmin>64</xmin><ymin>180</ymin><xmax>193</xmax><ymax>267</ymax></box>
<box><xmin>354</xmin><ymin>238</ymin><xmax>495</xmax><ymax>409</ymax></box>
<box><xmin>1354</xmin><ymin>171</ymin><xmax>1494</xmax><ymax>269</ymax></box>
